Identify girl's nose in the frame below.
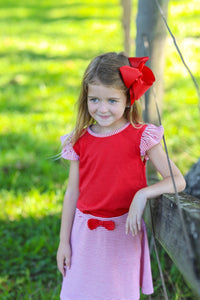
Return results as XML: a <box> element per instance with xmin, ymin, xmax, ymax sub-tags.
<box><xmin>99</xmin><ymin>101</ymin><xmax>108</xmax><ymax>113</ymax></box>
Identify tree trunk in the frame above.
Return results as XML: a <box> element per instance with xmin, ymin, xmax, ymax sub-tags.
<box><xmin>136</xmin><ymin>0</ymin><xmax>169</xmax><ymax>124</ymax></box>
<box><xmin>121</xmin><ymin>0</ymin><xmax>132</xmax><ymax>56</ymax></box>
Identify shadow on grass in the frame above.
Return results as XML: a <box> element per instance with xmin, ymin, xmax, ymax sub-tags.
<box><xmin>0</xmin><ymin>213</ymin><xmax>62</xmax><ymax>299</ymax></box>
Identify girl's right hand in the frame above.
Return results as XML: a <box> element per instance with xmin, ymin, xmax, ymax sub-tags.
<box><xmin>57</xmin><ymin>241</ymin><xmax>71</xmax><ymax>277</ymax></box>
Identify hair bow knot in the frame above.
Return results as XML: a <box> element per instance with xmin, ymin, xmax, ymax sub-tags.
<box><xmin>119</xmin><ymin>56</ymin><xmax>155</xmax><ymax>105</ymax></box>
<box><xmin>87</xmin><ymin>218</ymin><xmax>115</xmax><ymax>231</ymax></box>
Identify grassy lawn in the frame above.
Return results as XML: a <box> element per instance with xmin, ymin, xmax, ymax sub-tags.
<box><xmin>0</xmin><ymin>0</ymin><xmax>199</xmax><ymax>299</ymax></box>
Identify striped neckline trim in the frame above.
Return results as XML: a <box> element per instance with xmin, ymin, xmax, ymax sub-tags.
<box><xmin>87</xmin><ymin>122</ymin><xmax>130</xmax><ymax>137</ymax></box>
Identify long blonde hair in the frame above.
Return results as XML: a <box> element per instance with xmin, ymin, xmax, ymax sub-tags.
<box><xmin>69</xmin><ymin>52</ymin><xmax>143</xmax><ymax>145</ymax></box>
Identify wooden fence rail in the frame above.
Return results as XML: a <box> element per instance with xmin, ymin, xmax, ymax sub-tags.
<box><xmin>144</xmin><ymin>193</ymin><xmax>200</xmax><ymax>298</ymax></box>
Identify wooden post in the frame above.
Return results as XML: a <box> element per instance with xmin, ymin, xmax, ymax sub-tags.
<box><xmin>135</xmin><ymin>0</ymin><xmax>169</xmax><ymax>177</ymax></box>
<box><xmin>144</xmin><ymin>193</ymin><xmax>200</xmax><ymax>297</ymax></box>
<box><xmin>136</xmin><ymin>0</ymin><xmax>169</xmax><ymax>124</ymax></box>
<box><xmin>121</xmin><ymin>0</ymin><xmax>132</xmax><ymax>56</ymax></box>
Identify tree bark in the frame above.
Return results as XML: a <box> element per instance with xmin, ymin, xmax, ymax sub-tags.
<box><xmin>136</xmin><ymin>0</ymin><xmax>169</xmax><ymax>124</ymax></box>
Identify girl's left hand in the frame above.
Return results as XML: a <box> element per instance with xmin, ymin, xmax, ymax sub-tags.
<box><xmin>125</xmin><ymin>190</ymin><xmax>147</xmax><ymax>236</ymax></box>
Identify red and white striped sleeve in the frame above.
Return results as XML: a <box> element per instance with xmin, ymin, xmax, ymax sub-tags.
<box><xmin>60</xmin><ymin>134</ymin><xmax>79</xmax><ymax>160</ymax></box>
<box><xmin>140</xmin><ymin>124</ymin><xmax>164</xmax><ymax>159</ymax></box>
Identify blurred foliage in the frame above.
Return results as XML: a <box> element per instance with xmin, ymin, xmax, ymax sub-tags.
<box><xmin>0</xmin><ymin>0</ymin><xmax>199</xmax><ymax>299</ymax></box>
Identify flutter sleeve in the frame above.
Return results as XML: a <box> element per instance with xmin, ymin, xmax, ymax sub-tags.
<box><xmin>140</xmin><ymin>124</ymin><xmax>164</xmax><ymax>159</ymax></box>
<box><xmin>60</xmin><ymin>134</ymin><xmax>80</xmax><ymax>160</ymax></box>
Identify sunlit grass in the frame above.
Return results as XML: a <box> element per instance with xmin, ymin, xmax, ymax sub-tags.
<box><xmin>162</xmin><ymin>29</ymin><xmax>200</xmax><ymax>172</ymax></box>
<box><xmin>0</xmin><ymin>189</ymin><xmax>63</xmax><ymax>220</ymax></box>
<box><xmin>168</xmin><ymin>0</ymin><xmax>200</xmax><ymax>37</ymax></box>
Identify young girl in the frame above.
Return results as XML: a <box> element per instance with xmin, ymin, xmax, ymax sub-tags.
<box><xmin>57</xmin><ymin>52</ymin><xmax>186</xmax><ymax>300</ymax></box>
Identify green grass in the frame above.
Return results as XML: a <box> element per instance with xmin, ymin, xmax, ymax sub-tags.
<box><xmin>0</xmin><ymin>0</ymin><xmax>199</xmax><ymax>299</ymax></box>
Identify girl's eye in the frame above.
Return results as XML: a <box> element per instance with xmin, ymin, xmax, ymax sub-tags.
<box><xmin>108</xmin><ymin>99</ymin><xmax>117</xmax><ymax>104</ymax></box>
<box><xmin>89</xmin><ymin>98</ymin><xmax>99</xmax><ymax>103</ymax></box>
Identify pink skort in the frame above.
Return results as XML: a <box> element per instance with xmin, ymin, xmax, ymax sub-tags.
<box><xmin>60</xmin><ymin>209</ymin><xmax>153</xmax><ymax>300</ymax></box>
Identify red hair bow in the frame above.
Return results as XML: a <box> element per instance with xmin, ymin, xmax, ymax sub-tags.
<box><xmin>119</xmin><ymin>56</ymin><xmax>155</xmax><ymax>105</ymax></box>
<box><xmin>87</xmin><ymin>218</ymin><xmax>115</xmax><ymax>231</ymax></box>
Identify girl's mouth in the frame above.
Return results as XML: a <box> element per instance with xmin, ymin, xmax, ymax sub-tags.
<box><xmin>98</xmin><ymin>115</ymin><xmax>110</xmax><ymax>119</ymax></box>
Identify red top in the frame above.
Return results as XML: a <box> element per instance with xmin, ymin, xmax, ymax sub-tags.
<box><xmin>72</xmin><ymin>123</ymin><xmax>148</xmax><ymax>217</ymax></box>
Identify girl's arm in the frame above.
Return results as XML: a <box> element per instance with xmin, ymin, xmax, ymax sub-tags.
<box><xmin>126</xmin><ymin>143</ymin><xmax>186</xmax><ymax>236</ymax></box>
<box><xmin>57</xmin><ymin>160</ymin><xmax>79</xmax><ymax>276</ymax></box>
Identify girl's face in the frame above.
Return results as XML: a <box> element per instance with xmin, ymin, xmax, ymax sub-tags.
<box><xmin>87</xmin><ymin>83</ymin><xmax>128</xmax><ymax>133</ymax></box>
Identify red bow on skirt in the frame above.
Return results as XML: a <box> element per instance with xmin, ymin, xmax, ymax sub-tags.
<box><xmin>87</xmin><ymin>219</ymin><xmax>115</xmax><ymax>231</ymax></box>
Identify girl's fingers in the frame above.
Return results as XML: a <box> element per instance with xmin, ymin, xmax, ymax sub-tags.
<box><xmin>65</xmin><ymin>257</ymin><xmax>71</xmax><ymax>270</ymax></box>
<box><xmin>62</xmin><ymin>258</ymin><xmax>70</xmax><ymax>277</ymax></box>
<box><xmin>58</xmin><ymin>255</ymin><xmax>71</xmax><ymax>277</ymax></box>
<box><xmin>129</xmin><ymin>215</ymin><xmax>136</xmax><ymax>236</ymax></box>
<box><xmin>131</xmin><ymin>224</ymin><xmax>137</xmax><ymax>236</ymax></box>
<box><xmin>62</xmin><ymin>265</ymin><xmax>65</xmax><ymax>277</ymax></box>
<box><xmin>58</xmin><ymin>260</ymin><xmax>65</xmax><ymax>277</ymax></box>
<box><xmin>137</xmin><ymin>221</ymin><xmax>141</xmax><ymax>231</ymax></box>
<box><xmin>136</xmin><ymin>215</ymin><xmax>141</xmax><ymax>232</ymax></box>
<box><xmin>126</xmin><ymin>216</ymin><xmax>137</xmax><ymax>236</ymax></box>
<box><xmin>126</xmin><ymin>215</ymin><xmax>142</xmax><ymax>236</ymax></box>
<box><xmin>125</xmin><ymin>218</ymin><xmax>129</xmax><ymax>234</ymax></box>
<box><xmin>57</xmin><ymin>243</ymin><xmax>72</xmax><ymax>276</ymax></box>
